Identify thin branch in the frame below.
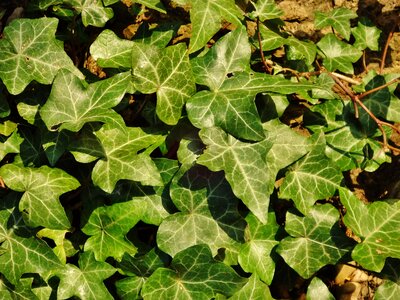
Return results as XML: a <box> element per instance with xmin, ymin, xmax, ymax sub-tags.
<box><xmin>362</xmin><ymin>50</ymin><xmax>367</xmax><ymax>73</ymax></box>
<box><xmin>380</xmin><ymin>22</ymin><xmax>398</xmax><ymax>74</ymax></box>
<box><xmin>358</xmin><ymin>78</ymin><xmax>400</xmax><ymax>100</ymax></box>
<box><xmin>329</xmin><ymin>73</ymin><xmax>359</xmax><ymax>118</ymax></box>
<box><xmin>331</xmin><ymin>72</ymin><xmax>361</xmax><ymax>85</ymax></box>
<box><xmin>256</xmin><ymin>17</ymin><xmax>272</xmax><ymax>74</ymax></box>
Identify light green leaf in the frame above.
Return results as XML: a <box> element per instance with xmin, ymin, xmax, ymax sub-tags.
<box><xmin>248</xmin><ymin>0</ymin><xmax>283</xmax><ymax>21</ymax></box>
<box><xmin>40</xmin><ymin>70</ymin><xmax>130</xmax><ymax>132</ymax></box>
<box><xmin>187</xmin><ymin>72</ymin><xmax>320</xmax><ymax>141</ymax></box>
<box><xmin>311</xmin><ymin>73</ymin><xmax>336</xmax><ymax>100</ymax></box>
<box><xmin>67</xmin><ymin>125</ymin><xmax>105</xmax><ymax>163</ymax></box>
<box><xmin>55</xmin><ymin>251</ymin><xmax>116</xmax><ymax>300</ymax></box>
<box><xmin>0</xmin><ymin>121</ymin><xmax>18</xmax><ymax>136</ymax></box>
<box><xmin>198</xmin><ymin>127</ymin><xmax>273</xmax><ymax>223</ymax></box>
<box><xmin>317</xmin><ymin>34</ymin><xmax>362</xmax><ymax>74</ymax></box>
<box><xmin>82</xmin><ymin>201</ymin><xmax>142</xmax><ymax>261</ymax></box>
<box><xmin>375</xmin><ymin>259</ymin><xmax>400</xmax><ymax>300</ymax></box>
<box><xmin>68</xmin><ymin>0</ymin><xmax>114</xmax><ymax>27</ymax></box>
<box><xmin>131</xmin><ymin>43</ymin><xmax>196</xmax><ymax>125</ymax></box>
<box><xmin>0</xmin><ymin>18</ymin><xmax>82</xmax><ymax>95</ymax></box>
<box><xmin>229</xmin><ymin>274</ymin><xmax>273</xmax><ymax>300</ymax></box>
<box><xmin>188</xmin><ymin>0</ymin><xmax>242</xmax><ymax>53</ymax></box>
<box><xmin>352</xmin><ymin>17</ymin><xmax>381</xmax><ymax>51</ymax></box>
<box><xmin>92</xmin><ymin>124</ymin><xmax>164</xmax><ymax>193</ymax></box>
<box><xmin>306</xmin><ymin>277</ymin><xmax>335</xmax><ymax>300</ymax></box>
<box><xmin>258</xmin><ymin>24</ymin><xmax>286</xmax><ymax>51</ymax></box>
<box><xmin>0</xmin><ymin>205</ymin><xmax>62</xmax><ymax>284</ymax></box>
<box><xmin>238</xmin><ymin>213</ymin><xmax>279</xmax><ymax>284</ymax></box>
<box><xmin>314</xmin><ymin>7</ymin><xmax>357</xmax><ymax>40</ymax></box>
<box><xmin>191</xmin><ymin>25</ymin><xmax>251</xmax><ymax>90</ymax></box>
<box><xmin>279</xmin><ymin>148</ymin><xmax>343</xmax><ymax>215</ymax></box>
<box><xmin>135</xmin><ymin>0</ymin><xmax>166</xmax><ymax>13</ymax></box>
<box><xmin>0</xmin><ymin>130</ymin><xmax>23</xmax><ymax>161</ymax></box>
<box><xmin>157</xmin><ymin>164</ymin><xmax>245</xmax><ymax>257</ymax></box>
<box><xmin>116</xmin><ymin>277</ymin><xmax>145</xmax><ymax>300</ymax></box>
<box><xmin>141</xmin><ymin>244</ymin><xmax>246</xmax><ymax>299</ymax></box>
<box><xmin>286</xmin><ymin>37</ymin><xmax>317</xmax><ymax>65</ymax></box>
<box><xmin>277</xmin><ymin>204</ymin><xmax>353</xmax><ymax>279</ymax></box>
<box><xmin>340</xmin><ymin>188</ymin><xmax>400</xmax><ymax>272</ymax></box>
<box><xmin>0</xmin><ymin>164</ymin><xmax>80</xmax><ymax>229</ymax></box>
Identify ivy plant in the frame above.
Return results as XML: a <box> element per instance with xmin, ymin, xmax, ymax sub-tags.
<box><xmin>0</xmin><ymin>0</ymin><xmax>399</xmax><ymax>299</ymax></box>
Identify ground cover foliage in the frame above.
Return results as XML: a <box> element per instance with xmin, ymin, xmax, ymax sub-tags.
<box><xmin>0</xmin><ymin>0</ymin><xmax>399</xmax><ymax>299</ymax></box>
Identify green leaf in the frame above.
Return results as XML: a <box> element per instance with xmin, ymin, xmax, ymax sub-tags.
<box><xmin>92</xmin><ymin>124</ymin><xmax>164</xmax><ymax>193</ymax></box>
<box><xmin>116</xmin><ymin>277</ymin><xmax>145</xmax><ymax>300</ymax></box>
<box><xmin>0</xmin><ymin>90</ymin><xmax>10</xmax><ymax>118</ymax></box>
<box><xmin>41</xmin><ymin>130</ymin><xmax>71</xmax><ymax>166</ymax></box>
<box><xmin>82</xmin><ymin>201</ymin><xmax>142</xmax><ymax>261</ymax></box>
<box><xmin>306</xmin><ymin>277</ymin><xmax>335</xmax><ymax>300</ymax></box>
<box><xmin>68</xmin><ymin>0</ymin><xmax>114</xmax><ymax>27</ymax></box>
<box><xmin>0</xmin><ymin>18</ymin><xmax>82</xmax><ymax>95</ymax></box>
<box><xmin>375</xmin><ymin>259</ymin><xmax>400</xmax><ymax>300</ymax></box>
<box><xmin>0</xmin><ymin>164</ymin><xmax>80</xmax><ymax>229</ymax></box>
<box><xmin>277</xmin><ymin>204</ymin><xmax>353</xmax><ymax>279</ymax></box>
<box><xmin>248</xmin><ymin>0</ymin><xmax>283</xmax><ymax>21</ymax></box>
<box><xmin>340</xmin><ymin>188</ymin><xmax>400</xmax><ymax>272</ymax></box>
<box><xmin>286</xmin><ymin>37</ymin><xmax>317</xmax><ymax>66</ymax></box>
<box><xmin>238</xmin><ymin>213</ymin><xmax>279</xmax><ymax>284</ymax></box>
<box><xmin>317</xmin><ymin>33</ymin><xmax>362</xmax><ymax>74</ymax></box>
<box><xmin>67</xmin><ymin>125</ymin><xmax>105</xmax><ymax>163</ymax></box>
<box><xmin>198</xmin><ymin>127</ymin><xmax>273</xmax><ymax>223</ymax></box>
<box><xmin>135</xmin><ymin>0</ymin><xmax>167</xmax><ymax>14</ymax></box>
<box><xmin>141</xmin><ymin>244</ymin><xmax>246</xmax><ymax>299</ymax></box>
<box><xmin>54</xmin><ymin>251</ymin><xmax>116</xmax><ymax>300</ymax></box>
<box><xmin>131</xmin><ymin>43</ymin><xmax>196</xmax><ymax>125</ymax></box>
<box><xmin>314</xmin><ymin>7</ymin><xmax>357</xmax><ymax>40</ymax></box>
<box><xmin>187</xmin><ymin>0</ymin><xmax>242</xmax><ymax>53</ymax></box>
<box><xmin>40</xmin><ymin>70</ymin><xmax>130</xmax><ymax>132</ymax></box>
<box><xmin>0</xmin><ymin>205</ymin><xmax>62</xmax><ymax>284</ymax></box>
<box><xmin>229</xmin><ymin>274</ymin><xmax>273</xmax><ymax>299</ymax></box>
<box><xmin>351</xmin><ymin>17</ymin><xmax>381</xmax><ymax>51</ymax></box>
<box><xmin>157</xmin><ymin>164</ymin><xmax>245</xmax><ymax>258</ymax></box>
<box><xmin>258</xmin><ymin>24</ymin><xmax>286</xmax><ymax>51</ymax></box>
<box><xmin>191</xmin><ymin>25</ymin><xmax>251</xmax><ymax>90</ymax></box>
<box><xmin>187</xmin><ymin>72</ymin><xmax>320</xmax><ymax>141</ymax></box>
<box><xmin>0</xmin><ymin>130</ymin><xmax>23</xmax><ymax>161</ymax></box>
<box><xmin>279</xmin><ymin>148</ymin><xmax>343</xmax><ymax>215</ymax></box>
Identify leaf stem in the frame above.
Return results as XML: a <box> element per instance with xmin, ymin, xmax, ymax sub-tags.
<box><xmin>358</xmin><ymin>78</ymin><xmax>400</xmax><ymax>100</ymax></box>
<box><xmin>379</xmin><ymin>21</ymin><xmax>398</xmax><ymax>74</ymax></box>
<box><xmin>256</xmin><ymin>18</ymin><xmax>272</xmax><ymax>74</ymax></box>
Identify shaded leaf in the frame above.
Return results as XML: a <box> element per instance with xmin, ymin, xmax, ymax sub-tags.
<box><xmin>0</xmin><ymin>18</ymin><xmax>82</xmax><ymax>95</ymax></box>
<box><xmin>340</xmin><ymin>188</ymin><xmax>400</xmax><ymax>272</ymax></box>
<box><xmin>55</xmin><ymin>251</ymin><xmax>116</xmax><ymax>300</ymax></box>
<box><xmin>0</xmin><ymin>164</ymin><xmax>80</xmax><ymax>229</ymax></box>
<box><xmin>92</xmin><ymin>124</ymin><xmax>164</xmax><ymax>193</ymax></box>
<box><xmin>198</xmin><ymin>127</ymin><xmax>272</xmax><ymax>223</ymax></box>
<box><xmin>315</xmin><ymin>7</ymin><xmax>357</xmax><ymax>40</ymax></box>
<box><xmin>277</xmin><ymin>204</ymin><xmax>353</xmax><ymax>279</ymax></box>
<box><xmin>375</xmin><ymin>259</ymin><xmax>400</xmax><ymax>300</ymax></box>
<box><xmin>40</xmin><ymin>70</ymin><xmax>130</xmax><ymax>132</ymax></box>
<box><xmin>131</xmin><ymin>43</ymin><xmax>196</xmax><ymax>125</ymax></box>
<box><xmin>229</xmin><ymin>274</ymin><xmax>273</xmax><ymax>299</ymax></box>
<box><xmin>317</xmin><ymin>34</ymin><xmax>362</xmax><ymax>74</ymax></box>
<box><xmin>141</xmin><ymin>244</ymin><xmax>246</xmax><ymax>299</ymax></box>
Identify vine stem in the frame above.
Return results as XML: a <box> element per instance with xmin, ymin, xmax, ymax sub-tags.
<box><xmin>379</xmin><ymin>21</ymin><xmax>399</xmax><ymax>74</ymax></box>
<box><xmin>358</xmin><ymin>78</ymin><xmax>400</xmax><ymax>100</ymax></box>
<box><xmin>256</xmin><ymin>17</ymin><xmax>272</xmax><ymax>74</ymax></box>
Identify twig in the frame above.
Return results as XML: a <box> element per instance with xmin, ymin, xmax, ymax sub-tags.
<box><xmin>358</xmin><ymin>78</ymin><xmax>400</xmax><ymax>100</ymax></box>
<box><xmin>329</xmin><ymin>73</ymin><xmax>359</xmax><ymax>118</ymax></box>
<box><xmin>256</xmin><ymin>18</ymin><xmax>272</xmax><ymax>74</ymax></box>
<box><xmin>379</xmin><ymin>22</ymin><xmax>398</xmax><ymax>74</ymax></box>
<box><xmin>331</xmin><ymin>72</ymin><xmax>361</xmax><ymax>85</ymax></box>
<box><xmin>362</xmin><ymin>50</ymin><xmax>367</xmax><ymax>73</ymax></box>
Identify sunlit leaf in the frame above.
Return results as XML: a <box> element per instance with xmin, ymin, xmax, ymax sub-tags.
<box><xmin>248</xmin><ymin>0</ymin><xmax>283</xmax><ymax>21</ymax></box>
<box><xmin>315</xmin><ymin>7</ymin><xmax>357</xmax><ymax>40</ymax></box>
<box><xmin>352</xmin><ymin>17</ymin><xmax>381</xmax><ymax>51</ymax></box>
<box><xmin>306</xmin><ymin>277</ymin><xmax>335</xmax><ymax>300</ymax></box>
<box><xmin>68</xmin><ymin>0</ymin><xmax>114</xmax><ymax>27</ymax></box>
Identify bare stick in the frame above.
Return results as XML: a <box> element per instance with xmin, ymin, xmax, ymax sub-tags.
<box><xmin>380</xmin><ymin>22</ymin><xmax>398</xmax><ymax>74</ymax></box>
<box><xmin>331</xmin><ymin>72</ymin><xmax>361</xmax><ymax>85</ymax></box>
<box><xmin>329</xmin><ymin>73</ymin><xmax>359</xmax><ymax>118</ymax></box>
<box><xmin>256</xmin><ymin>18</ymin><xmax>272</xmax><ymax>74</ymax></box>
<box><xmin>359</xmin><ymin>78</ymin><xmax>400</xmax><ymax>100</ymax></box>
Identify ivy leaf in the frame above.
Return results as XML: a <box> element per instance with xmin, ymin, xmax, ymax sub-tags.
<box><xmin>141</xmin><ymin>244</ymin><xmax>246</xmax><ymax>299</ymax></box>
<box><xmin>238</xmin><ymin>213</ymin><xmax>279</xmax><ymax>284</ymax></box>
<box><xmin>187</xmin><ymin>0</ymin><xmax>242</xmax><ymax>53</ymax></box>
<box><xmin>306</xmin><ymin>277</ymin><xmax>335</xmax><ymax>300</ymax></box>
<box><xmin>286</xmin><ymin>37</ymin><xmax>317</xmax><ymax>66</ymax></box>
<box><xmin>0</xmin><ymin>18</ymin><xmax>82</xmax><ymax>95</ymax></box>
<box><xmin>229</xmin><ymin>274</ymin><xmax>273</xmax><ymax>299</ymax></box>
<box><xmin>157</xmin><ymin>164</ymin><xmax>245</xmax><ymax>258</ymax></box>
<box><xmin>40</xmin><ymin>70</ymin><xmax>130</xmax><ymax>132</ymax></box>
<box><xmin>375</xmin><ymin>259</ymin><xmax>400</xmax><ymax>300</ymax></box>
<box><xmin>198</xmin><ymin>127</ymin><xmax>273</xmax><ymax>223</ymax></box>
<box><xmin>277</xmin><ymin>204</ymin><xmax>353</xmax><ymax>279</ymax></box>
<box><xmin>67</xmin><ymin>125</ymin><xmax>105</xmax><ymax>163</ymax></box>
<box><xmin>340</xmin><ymin>188</ymin><xmax>400</xmax><ymax>272</ymax></box>
<box><xmin>0</xmin><ymin>130</ymin><xmax>23</xmax><ymax>161</ymax></box>
<box><xmin>248</xmin><ymin>0</ymin><xmax>283</xmax><ymax>21</ymax></box>
<box><xmin>317</xmin><ymin>33</ymin><xmax>362</xmax><ymax>74</ymax></box>
<box><xmin>187</xmin><ymin>72</ymin><xmax>320</xmax><ymax>141</ymax></box>
<box><xmin>258</xmin><ymin>24</ymin><xmax>286</xmax><ymax>51</ymax></box>
<box><xmin>82</xmin><ymin>201</ymin><xmax>142</xmax><ymax>261</ymax></box>
<box><xmin>0</xmin><ymin>205</ymin><xmax>62</xmax><ymax>284</ymax></box>
<box><xmin>135</xmin><ymin>0</ymin><xmax>167</xmax><ymax>14</ymax></box>
<box><xmin>352</xmin><ymin>17</ymin><xmax>382</xmax><ymax>51</ymax></box>
<box><xmin>0</xmin><ymin>90</ymin><xmax>10</xmax><ymax>118</ymax></box>
<box><xmin>0</xmin><ymin>164</ymin><xmax>80</xmax><ymax>229</ymax></box>
<box><xmin>92</xmin><ymin>124</ymin><xmax>164</xmax><ymax>193</ymax></box>
<box><xmin>279</xmin><ymin>148</ymin><xmax>343</xmax><ymax>215</ymax></box>
<box><xmin>68</xmin><ymin>0</ymin><xmax>114</xmax><ymax>27</ymax></box>
<box><xmin>131</xmin><ymin>43</ymin><xmax>196</xmax><ymax>125</ymax></box>
<box><xmin>314</xmin><ymin>7</ymin><xmax>357</xmax><ymax>40</ymax></box>
<box><xmin>54</xmin><ymin>251</ymin><xmax>116</xmax><ymax>300</ymax></box>
<box><xmin>191</xmin><ymin>25</ymin><xmax>251</xmax><ymax>91</ymax></box>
